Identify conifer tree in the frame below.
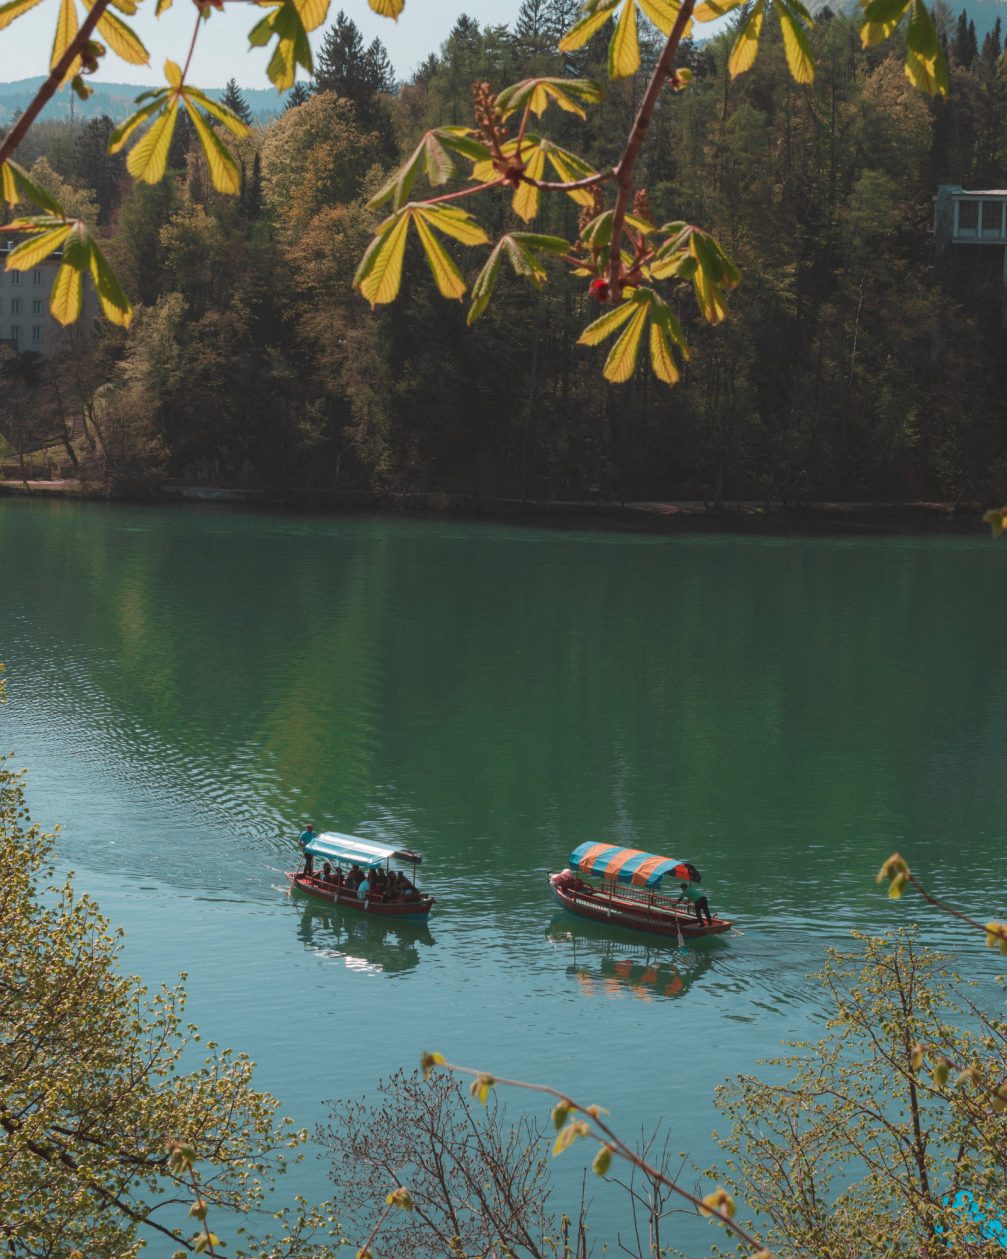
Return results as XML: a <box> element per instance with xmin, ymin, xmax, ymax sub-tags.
<box><xmin>950</xmin><ymin>9</ymin><xmax>978</xmax><ymax>65</ymax></box>
<box><xmin>514</xmin><ymin>0</ymin><xmax>553</xmax><ymax>59</ymax></box>
<box><xmin>220</xmin><ymin>77</ymin><xmax>253</xmax><ymax>126</ymax></box>
<box><xmin>312</xmin><ymin>11</ymin><xmax>394</xmax><ymax>138</ymax></box>
<box><xmin>365</xmin><ymin>37</ymin><xmax>396</xmax><ymax>93</ymax></box>
<box><xmin>284</xmin><ymin>80</ymin><xmax>311</xmax><ymax>109</ymax></box>
<box><xmin>966</xmin><ymin>17</ymin><xmax>978</xmax><ymax>65</ymax></box>
<box><xmin>981</xmin><ymin>15</ymin><xmax>1002</xmax><ymax>64</ymax></box>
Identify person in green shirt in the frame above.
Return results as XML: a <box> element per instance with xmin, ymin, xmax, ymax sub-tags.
<box><xmin>676</xmin><ymin>880</ymin><xmax>713</xmax><ymax>926</ymax></box>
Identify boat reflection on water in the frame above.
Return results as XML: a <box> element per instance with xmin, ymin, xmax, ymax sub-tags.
<box><xmin>294</xmin><ymin>893</ymin><xmax>436</xmax><ymax>976</ymax></box>
<box><xmin>546</xmin><ymin>915</ymin><xmax>720</xmax><ymax>1001</ymax></box>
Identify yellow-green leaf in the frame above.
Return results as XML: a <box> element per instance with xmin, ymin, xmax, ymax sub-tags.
<box><xmin>93</xmin><ymin>4</ymin><xmax>149</xmax><ymax>63</ymax></box>
<box><xmin>5</xmin><ymin>224</ymin><xmax>73</xmax><ymax>270</ymax></box>
<box><xmin>512</xmin><ymin>142</ymin><xmax>545</xmax><ymax>223</ymax></box>
<box><xmin>728</xmin><ymin>0</ymin><xmax>765</xmax><ymax>77</ymax></box>
<box><xmin>603</xmin><ymin>300</ymin><xmax>648</xmax><ymax>382</ymax></box>
<box><xmin>693</xmin><ymin>0</ymin><xmax>742</xmax><ymax>21</ymax></box>
<box><xmin>184</xmin><ymin>100</ymin><xmax>240</xmax><ymax>194</ymax></box>
<box><xmin>355</xmin><ymin>212</ymin><xmax>411</xmax><ymax>307</ymax></box>
<box><xmin>649</xmin><ymin>321</ymin><xmax>680</xmax><ymax>383</ymax></box>
<box><xmin>184</xmin><ymin>89</ymin><xmax>251</xmax><ymax>137</ymax></box>
<box><xmin>368</xmin><ymin>0</ymin><xmax>403</xmax><ymax>14</ymax></box>
<box><xmin>417</xmin><ymin>204</ymin><xmax>488</xmax><ymax>246</ymax></box>
<box><xmin>88</xmin><ymin>237</ymin><xmax>132</xmax><ymax>326</ymax></box>
<box><xmin>414</xmin><ymin>214</ymin><xmax>466</xmax><ymax>300</ymax></box>
<box><xmin>638</xmin><ymin>0</ymin><xmax>682</xmax><ymax>35</ymax></box>
<box><xmin>552</xmin><ymin>1122</ymin><xmax>581</xmax><ymax>1156</ymax></box>
<box><xmin>293</xmin><ymin>0</ymin><xmax>327</xmax><ymax>32</ymax></box>
<box><xmin>609</xmin><ymin>0</ymin><xmax>640</xmax><ymax>79</ymax></box>
<box><xmin>860</xmin><ymin>0</ymin><xmax>910</xmax><ymax>46</ymax></box>
<box><xmin>559</xmin><ymin>3</ymin><xmax>617</xmax><ymax>52</ymax></box>
<box><xmin>50</xmin><ymin>240</ymin><xmax>86</xmax><ymax>325</ymax></box>
<box><xmin>543</xmin><ymin>141</ymin><xmax>598</xmax><ymax>207</ymax></box>
<box><xmin>776</xmin><ymin>1</ymin><xmax>814</xmax><ymax>84</ymax></box>
<box><xmin>107</xmin><ymin>95</ymin><xmax>169</xmax><ymax>154</ymax></box>
<box><xmin>579</xmin><ymin>299</ymin><xmax>639</xmax><ymax>346</ymax></box>
<box><xmin>50</xmin><ymin>0</ymin><xmax>79</xmax><ymax>79</ymax></box>
<box><xmin>0</xmin><ymin>160</ymin><xmax>65</xmax><ymax>213</ymax></box>
<box><xmin>126</xmin><ymin>97</ymin><xmax>178</xmax><ymax>183</ymax></box>
<box><xmin>903</xmin><ymin>0</ymin><xmax>947</xmax><ymax>95</ymax></box>
<box><xmin>0</xmin><ymin>0</ymin><xmax>44</xmax><ymax>32</ymax></box>
<box><xmin>164</xmin><ymin>59</ymin><xmax>183</xmax><ymax>87</ymax></box>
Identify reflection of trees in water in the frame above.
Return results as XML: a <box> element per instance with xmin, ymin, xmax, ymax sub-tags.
<box><xmin>294</xmin><ymin>893</ymin><xmax>435</xmax><ymax>976</ymax></box>
<box><xmin>546</xmin><ymin>915</ymin><xmax>720</xmax><ymax>1001</ymax></box>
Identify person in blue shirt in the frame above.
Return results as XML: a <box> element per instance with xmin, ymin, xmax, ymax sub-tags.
<box><xmin>299</xmin><ymin>824</ymin><xmax>316</xmax><ymax>876</ymax></box>
<box><xmin>357</xmin><ymin>874</ymin><xmax>371</xmax><ymax>901</ymax></box>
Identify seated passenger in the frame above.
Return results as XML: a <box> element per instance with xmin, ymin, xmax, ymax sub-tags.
<box><xmin>332</xmin><ymin>867</ymin><xmax>345</xmax><ymax>888</ymax></box>
<box><xmin>357</xmin><ymin>874</ymin><xmax>371</xmax><ymax>901</ymax></box>
<box><xmin>321</xmin><ymin>862</ymin><xmax>333</xmax><ymax>884</ymax></box>
<box><xmin>400</xmin><ymin>872</ymin><xmax>419</xmax><ymax>902</ymax></box>
<box><xmin>346</xmin><ymin>864</ymin><xmax>364</xmax><ymax>890</ymax></box>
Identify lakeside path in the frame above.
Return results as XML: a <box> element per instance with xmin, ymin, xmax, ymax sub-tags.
<box><xmin>0</xmin><ymin>476</ymin><xmax>990</xmax><ymax>536</ymax></box>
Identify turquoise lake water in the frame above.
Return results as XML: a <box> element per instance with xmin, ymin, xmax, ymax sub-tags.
<box><xmin>2</xmin><ymin>497</ymin><xmax>1006</xmax><ymax>1253</ymax></box>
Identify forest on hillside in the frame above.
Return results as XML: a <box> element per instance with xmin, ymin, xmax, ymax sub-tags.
<box><xmin>2</xmin><ymin>1</ymin><xmax>1007</xmax><ymax>504</ymax></box>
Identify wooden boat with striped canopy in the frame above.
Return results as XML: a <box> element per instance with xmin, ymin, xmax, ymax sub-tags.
<box><xmin>549</xmin><ymin>842</ymin><xmax>732</xmax><ymax>941</ymax></box>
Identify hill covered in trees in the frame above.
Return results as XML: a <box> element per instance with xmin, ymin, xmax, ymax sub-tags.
<box><xmin>3</xmin><ymin>2</ymin><xmax>1007</xmax><ymax>505</ymax></box>
<box><xmin>0</xmin><ymin>77</ymin><xmax>289</xmax><ymax>126</ymax></box>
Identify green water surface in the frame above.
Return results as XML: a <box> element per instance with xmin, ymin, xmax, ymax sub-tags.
<box><xmin>2</xmin><ymin>498</ymin><xmax>1006</xmax><ymax>1253</ymax></box>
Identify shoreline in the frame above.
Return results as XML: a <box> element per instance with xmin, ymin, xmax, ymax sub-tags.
<box><xmin>0</xmin><ymin>476</ymin><xmax>990</xmax><ymax>537</ymax></box>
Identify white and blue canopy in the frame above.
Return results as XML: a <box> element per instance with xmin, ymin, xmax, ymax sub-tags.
<box><xmin>305</xmin><ymin>831</ymin><xmax>423</xmax><ymax>868</ymax></box>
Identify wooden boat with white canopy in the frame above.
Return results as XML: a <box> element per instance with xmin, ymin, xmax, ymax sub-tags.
<box><xmin>549</xmin><ymin>842</ymin><xmax>732</xmax><ymax>940</ymax></box>
<box><xmin>287</xmin><ymin>831</ymin><xmax>434</xmax><ymax>921</ymax></box>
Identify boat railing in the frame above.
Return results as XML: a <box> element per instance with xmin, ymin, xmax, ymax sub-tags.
<box><xmin>570</xmin><ymin>879</ymin><xmax>691</xmax><ymax>917</ymax></box>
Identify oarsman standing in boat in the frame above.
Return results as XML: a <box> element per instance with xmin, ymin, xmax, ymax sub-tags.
<box><xmin>676</xmin><ymin>880</ymin><xmax>713</xmax><ymax>926</ymax></box>
<box><xmin>299</xmin><ymin>823</ymin><xmax>316</xmax><ymax>877</ymax></box>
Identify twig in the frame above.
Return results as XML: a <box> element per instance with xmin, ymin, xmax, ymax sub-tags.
<box><xmin>423</xmin><ymin>177</ymin><xmax>507</xmax><ymax>206</ymax></box>
<box><xmin>430</xmin><ymin>1058</ymin><xmax>768</xmax><ymax>1253</ymax></box>
<box><xmin>907</xmin><ymin>874</ymin><xmax>1007</xmax><ymax>946</ymax></box>
<box><xmin>0</xmin><ymin>0</ymin><xmax>115</xmax><ymax>167</ymax></box>
<box><xmin>607</xmin><ymin>1</ymin><xmax>697</xmax><ymax>287</ymax></box>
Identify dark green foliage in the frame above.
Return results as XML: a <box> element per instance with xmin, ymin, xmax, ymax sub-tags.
<box><xmin>220</xmin><ymin>77</ymin><xmax>253</xmax><ymax>126</ymax></box>
<box><xmin>312</xmin><ymin>10</ymin><xmax>395</xmax><ymax>144</ymax></box>
<box><xmin>285</xmin><ymin>81</ymin><xmax>311</xmax><ymax>109</ymax></box>
<box><xmin>16</xmin><ymin>7</ymin><xmax>1007</xmax><ymax>502</ymax></box>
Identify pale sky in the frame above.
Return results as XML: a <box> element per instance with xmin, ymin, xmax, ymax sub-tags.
<box><xmin>0</xmin><ymin>0</ymin><xmax>523</xmax><ymax>90</ymax></box>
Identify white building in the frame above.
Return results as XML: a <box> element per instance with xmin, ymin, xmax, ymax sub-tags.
<box><xmin>0</xmin><ymin>237</ymin><xmax>98</xmax><ymax>355</ymax></box>
<box><xmin>934</xmin><ymin>185</ymin><xmax>1007</xmax><ymax>283</ymax></box>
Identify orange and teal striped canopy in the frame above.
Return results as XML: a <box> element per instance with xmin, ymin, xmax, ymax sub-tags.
<box><xmin>570</xmin><ymin>843</ymin><xmax>697</xmax><ymax>888</ymax></box>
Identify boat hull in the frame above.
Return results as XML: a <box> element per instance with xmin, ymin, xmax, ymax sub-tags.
<box><xmin>549</xmin><ymin>872</ymin><xmax>731</xmax><ymax>940</ymax></box>
<box><xmin>287</xmin><ymin>872</ymin><xmax>434</xmax><ymax>921</ymax></box>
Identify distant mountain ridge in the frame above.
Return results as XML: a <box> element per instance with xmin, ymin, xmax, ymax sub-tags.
<box><xmin>0</xmin><ymin>77</ymin><xmax>286</xmax><ymax>126</ymax></box>
<box><xmin>806</xmin><ymin>0</ymin><xmax>1004</xmax><ymax>35</ymax></box>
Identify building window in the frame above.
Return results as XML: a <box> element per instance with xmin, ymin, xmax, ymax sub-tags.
<box><xmin>981</xmin><ymin>201</ymin><xmax>1004</xmax><ymax>235</ymax></box>
<box><xmin>11</xmin><ymin>325</ymin><xmax>20</xmax><ymax>344</ymax></box>
<box><xmin>31</xmin><ymin>326</ymin><xmax>42</xmax><ymax>344</ymax></box>
<box><xmin>957</xmin><ymin>201</ymin><xmax>979</xmax><ymax>234</ymax></box>
<box><xmin>32</xmin><ymin>269</ymin><xmax>42</xmax><ymax>286</ymax></box>
<box><xmin>10</xmin><ymin>271</ymin><xmax>20</xmax><ymax>286</ymax></box>
<box><xmin>32</xmin><ymin>299</ymin><xmax>41</xmax><ymax>314</ymax></box>
<box><xmin>10</xmin><ymin>298</ymin><xmax>20</xmax><ymax>315</ymax></box>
